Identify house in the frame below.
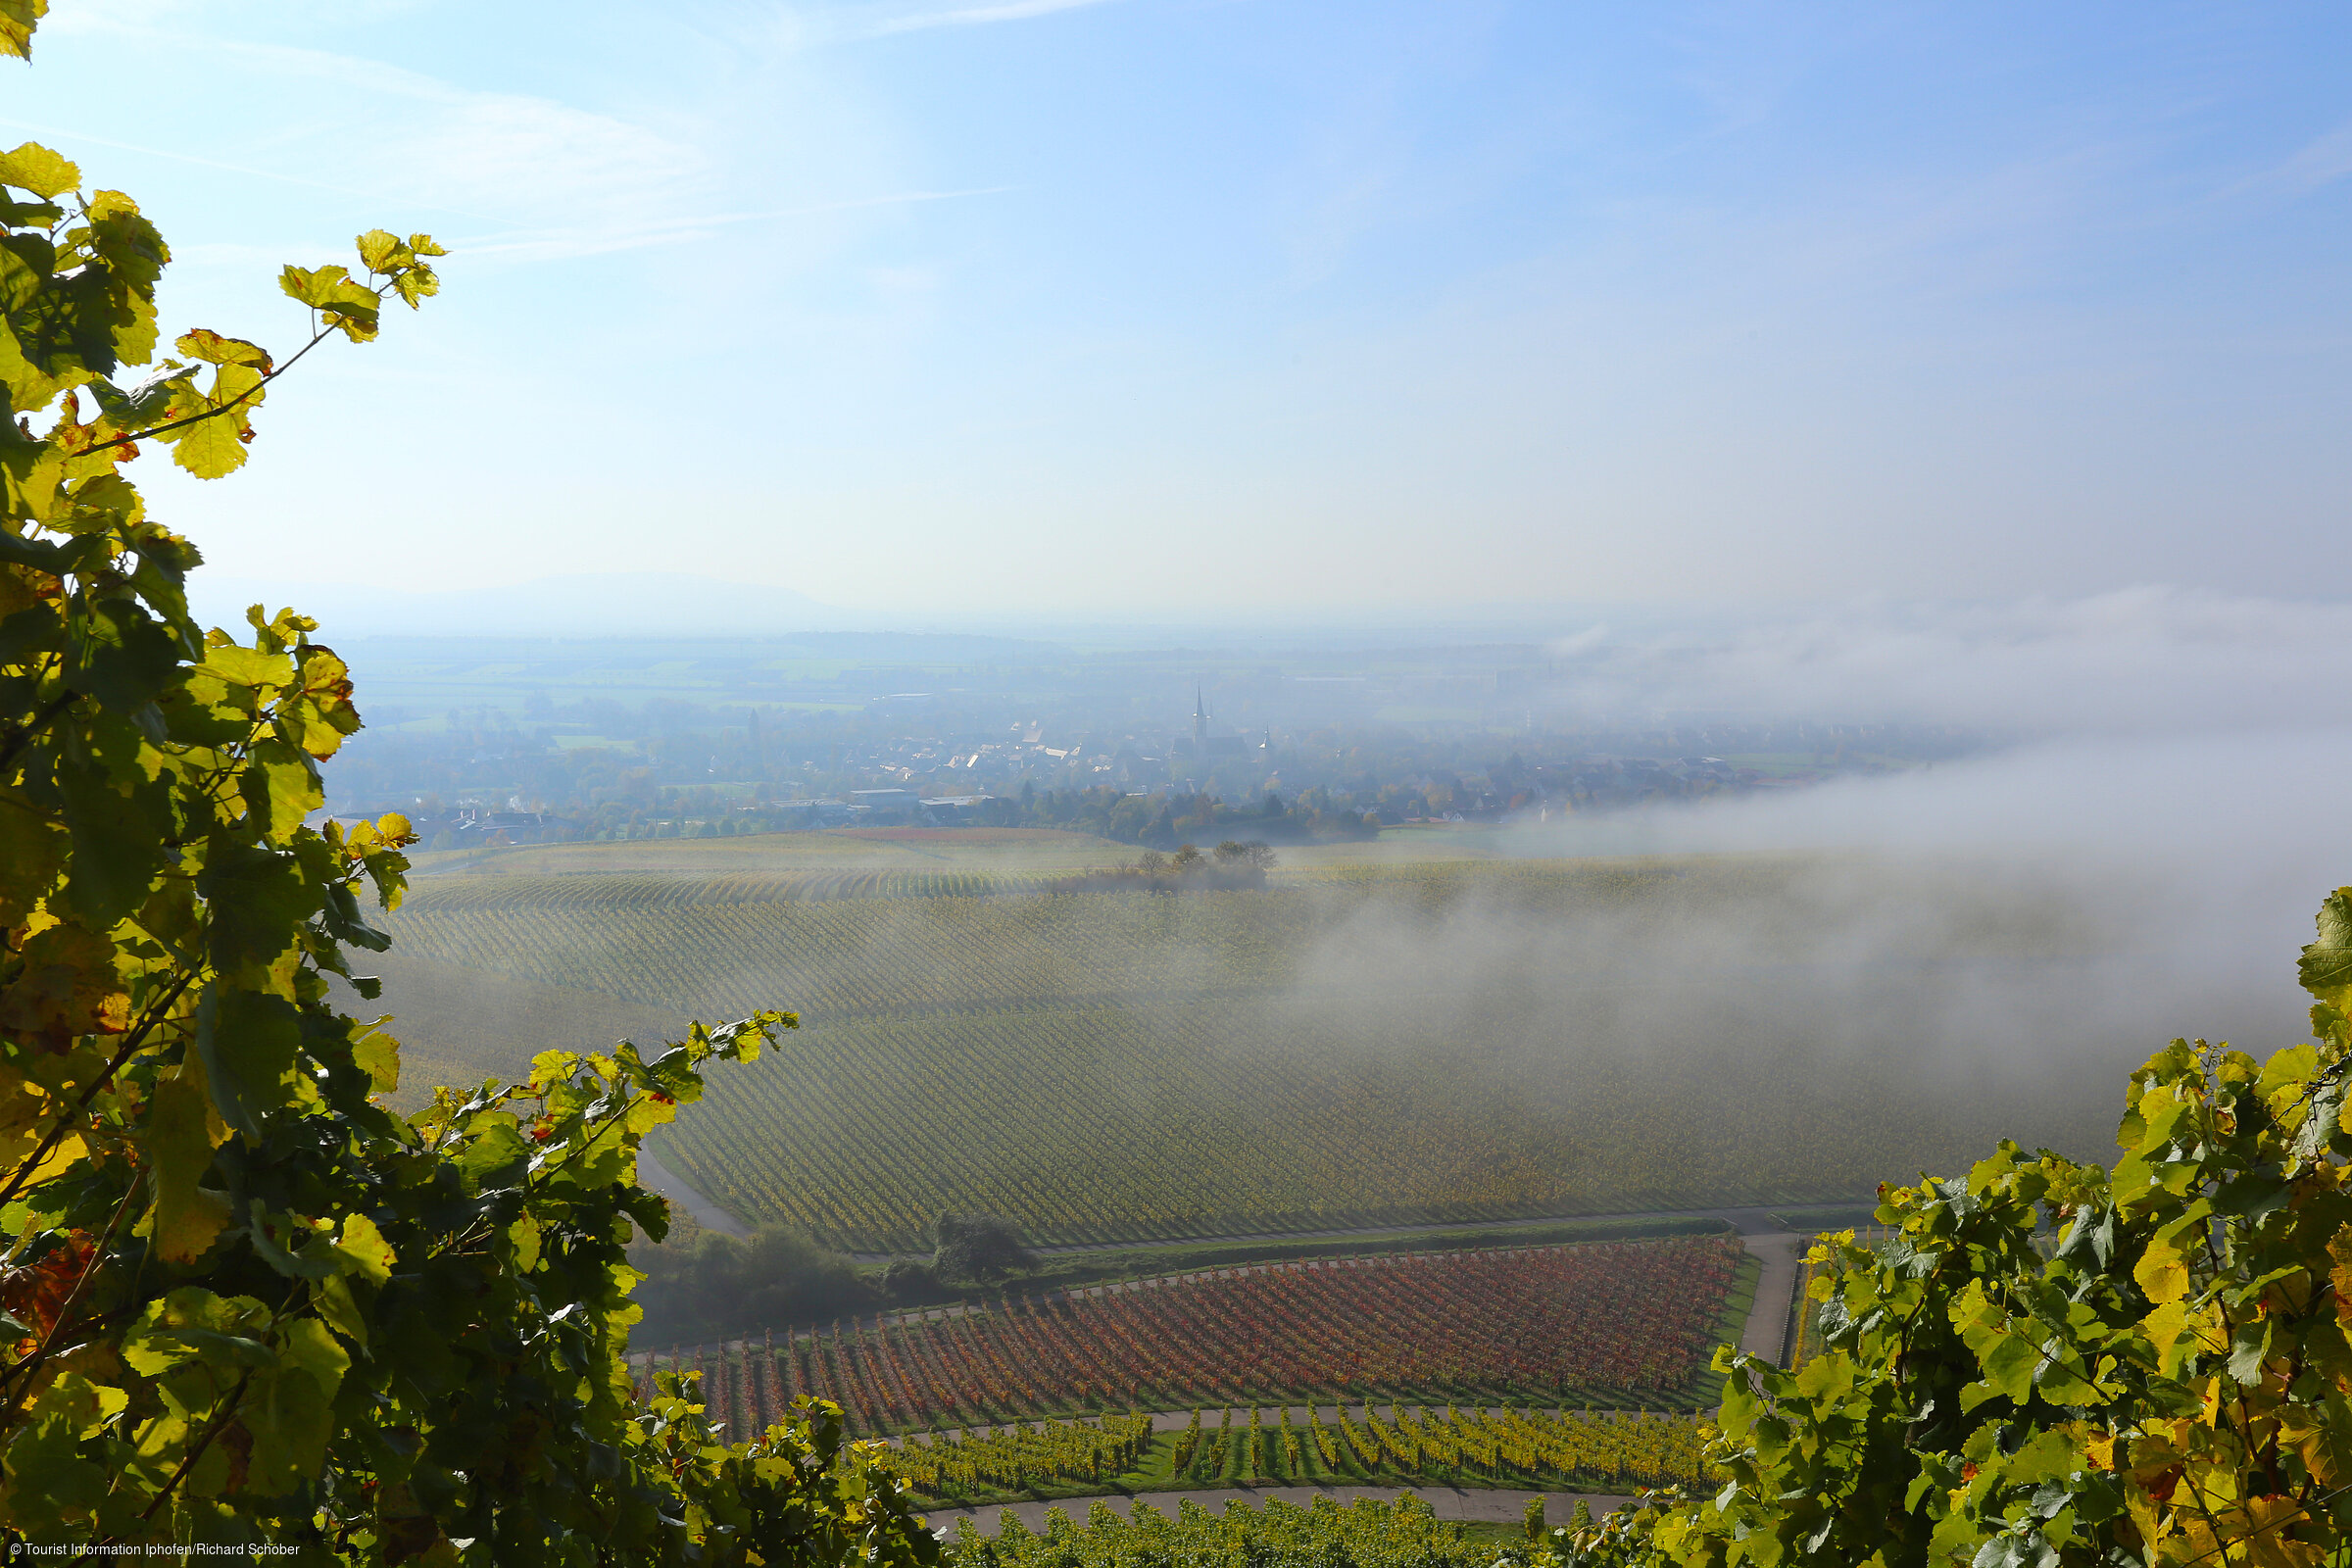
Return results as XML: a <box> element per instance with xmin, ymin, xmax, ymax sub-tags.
<box><xmin>850</xmin><ymin>787</ymin><xmax>923</xmax><ymax>816</ymax></box>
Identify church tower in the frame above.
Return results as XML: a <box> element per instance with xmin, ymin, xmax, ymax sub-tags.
<box><xmin>1193</xmin><ymin>684</ymin><xmax>1208</xmax><ymax>753</ymax></box>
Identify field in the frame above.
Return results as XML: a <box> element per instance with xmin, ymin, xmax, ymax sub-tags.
<box><xmin>368</xmin><ymin>838</ymin><xmax>2135</xmax><ymax>1251</ymax></box>
<box><xmin>889</xmin><ymin>1403</ymin><xmax>1713</xmax><ymax>1504</ymax></box>
<box><xmin>402</xmin><ymin>825</ymin><xmax>1135</xmax><ymax>878</ymax></box>
<box><xmin>641</xmin><ymin>1237</ymin><xmax>1744</xmax><ymax>1436</ymax></box>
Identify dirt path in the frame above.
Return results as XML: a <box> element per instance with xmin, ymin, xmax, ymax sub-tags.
<box><xmin>924</xmin><ymin>1484</ymin><xmax>1633</xmax><ymax>1536</ymax></box>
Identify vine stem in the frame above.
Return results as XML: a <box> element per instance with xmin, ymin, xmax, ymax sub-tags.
<box><xmin>70</xmin><ymin>286</ymin><xmax>377</xmax><ymax>461</ymax></box>
<box><xmin>80</xmin><ymin>1278</ymin><xmax>306</xmax><ymax>1557</ymax></box>
<box><xmin>0</xmin><ymin>965</ymin><xmax>200</xmax><ymax>1215</ymax></box>
<box><xmin>0</xmin><ymin>1172</ymin><xmax>145</xmax><ymax>1422</ymax></box>
<box><xmin>0</xmin><ymin>688</ymin><xmax>73</xmax><ymax>773</ymax></box>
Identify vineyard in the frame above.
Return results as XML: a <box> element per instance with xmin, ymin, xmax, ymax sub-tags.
<box><xmin>1159</xmin><ymin>1402</ymin><xmax>1710</xmax><ymax>1494</ymax></box>
<box><xmin>386</xmin><ymin>884</ymin><xmax>1305</xmax><ymax>1017</ymax></box>
<box><xmin>384</xmin><ymin>855</ymin><xmax>2067</xmax><ymax>1024</ymax></box>
<box><xmin>369</xmin><ymin>855</ymin><xmax>2131</xmax><ymax>1250</ymax></box>
<box><xmin>893</xmin><ymin>1413</ymin><xmax>1155</xmax><ymax>1495</ymax></box>
<box><xmin>406</xmin><ymin>825</ymin><xmax>1131</xmax><ymax>878</ymax></box>
<box><xmin>393</xmin><ymin>868</ymin><xmax>1055</xmax><ymax>909</ymax></box>
<box><xmin>887</xmin><ymin>1402</ymin><xmax>1713</xmax><ymax>1504</ymax></box>
<box><xmin>635</xmin><ymin>1238</ymin><xmax>1743</xmax><ymax>1435</ymax></box>
<box><xmin>946</xmin><ymin>1494</ymin><xmax>1498</xmax><ymax>1568</ymax></box>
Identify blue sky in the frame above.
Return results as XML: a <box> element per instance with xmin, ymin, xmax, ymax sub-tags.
<box><xmin>12</xmin><ymin>0</ymin><xmax>2351</xmax><ymax>617</ymax></box>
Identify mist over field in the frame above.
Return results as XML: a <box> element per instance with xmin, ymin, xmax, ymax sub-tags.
<box><xmin>1320</xmin><ymin>722</ymin><xmax>2352</xmax><ymax>1072</ymax></box>
<box><xmin>347</xmin><ymin>646</ymin><xmax>2352</xmax><ymax>1237</ymax></box>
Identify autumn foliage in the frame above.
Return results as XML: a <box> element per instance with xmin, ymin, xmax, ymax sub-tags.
<box><xmin>0</xmin><ymin>12</ymin><xmax>938</xmax><ymax>1561</ymax></box>
<box><xmin>1553</xmin><ymin>891</ymin><xmax>2352</xmax><ymax>1566</ymax></box>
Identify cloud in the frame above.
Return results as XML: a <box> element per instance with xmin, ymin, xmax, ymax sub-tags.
<box><xmin>0</xmin><ymin>114</ymin><xmax>485</xmax><ymax>219</ymax></box>
<box><xmin>2238</xmin><ymin>118</ymin><xmax>2352</xmax><ymax>202</ymax></box>
<box><xmin>23</xmin><ymin>15</ymin><xmax>713</xmax><ymax>250</ymax></box>
<box><xmin>1533</xmin><ymin>588</ymin><xmax>2352</xmax><ymax>734</ymax></box>
<box><xmin>866</xmin><ymin>0</ymin><xmax>1128</xmax><ymax>36</ymax></box>
<box><xmin>31</xmin><ymin>12</ymin><xmax>1021</xmax><ymax>269</ymax></box>
<box><xmin>739</xmin><ymin>0</ymin><xmax>1129</xmax><ymax>47</ymax></box>
<box><xmin>447</xmin><ymin>186</ymin><xmax>1016</xmax><ymax>266</ymax></box>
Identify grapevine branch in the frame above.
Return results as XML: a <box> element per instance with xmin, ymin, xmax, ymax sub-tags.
<box><xmin>0</xmin><ymin>689</ymin><xmax>73</xmax><ymax>773</ymax></box>
<box><xmin>0</xmin><ymin>964</ymin><xmax>199</xmax><ymax>1216</ymax></box>
<box><xmin>73</xmin><ymin>280</ymin><xmax>397</xmax><ymax>462</ymax></box>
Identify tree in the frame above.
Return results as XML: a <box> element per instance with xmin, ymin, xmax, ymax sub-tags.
<box><xmin>0</xmin><ymin>16</ymin><xmax>937</xmax><ymax>1561</ymax></box>
<box><xmin>1551</xmin><ymin>887</ymin><xmax>2352</xmax><ymax>1567</ymax></box>
<box><xmin>880</xmin><ymin>1260</ymin><xmax>937</xmax><ymax>1301</ymax></box>
<box><xmin>633</xmin><ymin>1227</ymin><xmax>879</xmax><ymax>1345</ymax></box>
<box><xmin>1216</xmin><ymin>840</ymin><xmax>1277</xmax><ymax>872</ymax></box>
<box><xmin>930</xmin><ymin>1214</ymin><xmax>1036</xmax><ymax>1285</ymax></box>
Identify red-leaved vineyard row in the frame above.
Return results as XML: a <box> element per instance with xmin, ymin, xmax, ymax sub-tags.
<box><xmin>642</xmin><ymin>1237</ymin><xmax>1743</xmax><ymax>1437</ymax></box>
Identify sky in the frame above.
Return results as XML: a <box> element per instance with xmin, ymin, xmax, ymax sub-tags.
<box><xmin>12</xmin><ymin>0</ymin><xmax>2352</xmax><ymax>619</ymax></box>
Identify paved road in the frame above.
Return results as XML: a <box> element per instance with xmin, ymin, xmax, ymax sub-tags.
<box><xmin>923</xmin><ymin>1485</ymin><xmax>1634</xmax><ymax>1537</ymax></box>
<box><xmin>1737</xmin><ymin>1230</ymin><xmax>1802</xmax><ymax>1361</ymax></box>
<box><xmin>857</xmin><ymin>1201</ymin><xmax>1837</xmax><ymax>1265</ymax></box>
<box><xmin>633</xmin><ymin>1144</ymin><xmax>1850</xmax><ymax>1264</ymax></box>
<box><xmin>639</xmin><ymin>1148</ymin><xmax>750</xmax><ymax>1240</ymax></box>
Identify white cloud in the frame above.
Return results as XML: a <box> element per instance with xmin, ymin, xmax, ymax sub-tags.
<box><xmin>22</xmin><ymin>16</ymin><xmax>715</xmax><ymax>249</ymax></box>
<box><xmin>868</xmin><ymin>0</ymin><xmax>1127</xmax><ymax>36</ymax></box>
<box><xmin>2239</xmin><ymin>118</ymin><xmax>2352</xmax><ymax>201</ymax></box>
<box><xmin>747</xmin><ymin>0</ymin><xmax>1129</xmax><ymax>46</ymax></box>
<box><xmin>1536</xmin><ymin>588</ymin><xmax>2352</xmax><ymax>734</ymax></box>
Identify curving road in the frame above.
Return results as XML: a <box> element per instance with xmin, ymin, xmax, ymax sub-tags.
<box><xmin>634</xmin><ymin>1141</ymin><xmax>1850</xmax><ymax>1265</ymax></box>
<box><xmin>639</xmin><ymin>1147</ymin><xmax>751</xmax><ymax>1240</ymax></box>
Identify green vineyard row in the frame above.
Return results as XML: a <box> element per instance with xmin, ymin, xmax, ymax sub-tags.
<box><xmin>892</xmin><ymin>1403</ymin><xmax>1712</xmax><ymax>1504</ymax></box>
<box><xmin>947</xmin><ymin>1494</ymin><xmax>1507</xmax><ymax>1568</ymax></box>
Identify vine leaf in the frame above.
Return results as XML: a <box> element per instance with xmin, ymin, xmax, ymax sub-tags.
<box><xmin>147</xmin><ymin>1071</ymin><xmax>231</xmax><ymax>1263</ymax></box>
<box><xmin>2299</xmin><ymin>887</ymin><xmax>2352</xmax><ymax>1011</ymax></box>
<box><xmin>0</xmin><ymin>139</ymin><xmax>74</xmax><ymax>197</ymax></box>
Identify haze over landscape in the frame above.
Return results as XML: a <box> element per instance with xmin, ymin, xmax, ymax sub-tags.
<box><xmin>57</xmin><ymin>0</ymin><xmax>2331</xmax><ymax>1250</ymax></box>
<box><xmin>8</xmin><ymin>2</ymin><xmax>2352</xmax><ymax>1553</ymax></box>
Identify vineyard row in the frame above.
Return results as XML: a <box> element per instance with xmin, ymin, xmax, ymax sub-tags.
<box><xmin>636</xmin><ymin>1239</ymin><xmax>1741</xmax><ymax>1436</ymax></box>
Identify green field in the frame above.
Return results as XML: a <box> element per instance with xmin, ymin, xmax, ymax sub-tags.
<box><xmin>367</xmin><ymin>836</ymin><xmax>2132</xmax><ymax>1253</ymax></box>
